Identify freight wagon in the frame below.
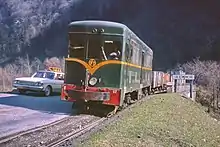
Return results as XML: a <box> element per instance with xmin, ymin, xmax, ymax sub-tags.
<box><xmin>151</xmin><ymin>71</ymin><xmax>171</xmax><ymax>93</ymax></box>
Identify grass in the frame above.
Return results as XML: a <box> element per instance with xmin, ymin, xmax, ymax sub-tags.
<box><xmin>78</xmin><ymin>93</ymin><xmax>220</xmax><ymax>147</ymax></box>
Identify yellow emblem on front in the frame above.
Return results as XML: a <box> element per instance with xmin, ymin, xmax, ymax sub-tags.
<box><xmin>88</xmin><ymin>59</ymin><xmax>96</xmax><ymax>68</ymax></box>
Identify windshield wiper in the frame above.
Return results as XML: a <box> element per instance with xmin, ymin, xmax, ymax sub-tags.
<box><xmin>69</xmin><ymin>45</ymin><xmax>84</xmax><ymax>50</ymax></box>
<box><xmin>101</xmin><ymin>46</ymin><xmax>107</xmax><ymax>60</ymax></box>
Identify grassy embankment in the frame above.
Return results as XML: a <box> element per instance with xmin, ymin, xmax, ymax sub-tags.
<box><xmin>78</xmin><ymin>93</ymin><xmax>220</xmax><ymax>147</ymax></box>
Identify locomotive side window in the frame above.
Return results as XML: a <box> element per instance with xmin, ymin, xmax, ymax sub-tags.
<box><xmin>130</xmin><ymin>41</ymin><xmax>137</xmax><ymax>65</ymax></box>
<box><xmin>145</xmin><ymin>53</ymin><xmax>149</xmax><ymax>67</ymax></box>
<box><xmin>131</xmin><ymin>48</ymin><xmax>135</xmax><ymax>64</ymax></box>
<box><xmin>132</xmin><ymin>47</ymin><xmax>140</xmax><ymax>65</ymax></box>
<box><xmin>129</xmin><ymin>38</ymin><xmax>142</xmax><ymax>65</ymax></box>
<box><xmin>125</xmin><ymin>43</ymin><xmax>130</xmax><ymax>62</ymax></box>
<box><xmin>138</xmin><ymin>48</ymin><xmax>142</xmax><ymax>65</ymax></box>
<box><xmin>145</xmin><ymin>55</ymin><xmax>148</xmax><ymax>67</ymax></box>
<box><xmin>125</xmin><ymin>42</ymin><xmax>133</xmax><ymax>62</ymax></box>
<box><xmin>68</xmin><ymin>33</ymin><xmax>86</xmax><ymax>59</ymax></box>
<box><xmin>150</xmin><ymin>56</ymin><xmax>153</xmax><ymax>66</ymax></box>
<box><xmin>146</xmin><ymin>53</ymin><xmax>152</xmax><ymax>67</ymax></box>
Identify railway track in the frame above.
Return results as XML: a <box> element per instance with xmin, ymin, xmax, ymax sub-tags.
<box><xmin>46</xmin><ymin>117</ymin><xmax>106</xmax><ymax>147</ymax></box>
<box><xmin>0</xmin><ymin>114</ymin><xmax>101</xmax><ymax>147</ymax></box>
<box><xmin>0</xmin><ymin>117</ymin><xmax>71</xmax><ymax>145</ymax></box>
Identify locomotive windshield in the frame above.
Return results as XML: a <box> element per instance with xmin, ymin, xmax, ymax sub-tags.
<box><xmin>68</xmin><ymin>33</ymin><xmax>122</xmax><ymax>60</ymax></box>
<box><xmin>68</xmin><ymin>34</ymin><xmax>85</xmax><ymax>59</ymax></box>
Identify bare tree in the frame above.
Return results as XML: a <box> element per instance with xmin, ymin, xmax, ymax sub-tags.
<box><xmin>31</xmin><ymin>57</ymin><xmax>43</xmax><ymax>72</ymax></box>
<box><xmin>0</xmin><ymin>68</ymin><xmax>5</xmax><ymax>91</ymax></box>
<box><xmin>179</xmin><ymin>58</ymin><xmax>220</xmax><ymax>112</ymax></box>
<box><xmin>43</xmin><ymin>57</ymin><xmax>64</xmax><ymax>70</ymax></box>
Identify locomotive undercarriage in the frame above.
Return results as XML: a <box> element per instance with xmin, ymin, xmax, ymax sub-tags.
<box><xmin>120</xmin><ymin>87</ymin><xmax>150</xmax><ymax>109</ymax></box>
<box><xmin>72</xmin><ymin>86</ymin><xmax>150</xmax><ymax>117</ymax></box>
<box><xmin>72</xmin><ymin>100</ymin><xmax>118</xmax><ymax>117</ymax></box>
<box><xmin>70</xmin><ymin>85</ymin><xmax>165</xmax><ymax>117</ymax></box>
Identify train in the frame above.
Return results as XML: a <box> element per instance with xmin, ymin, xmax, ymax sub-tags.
<box><xmin>60</xmin><ymin>20</ymin><xmax>171</xmax><ymax>117</ymax></box>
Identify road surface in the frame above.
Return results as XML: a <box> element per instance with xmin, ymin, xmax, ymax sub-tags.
<box><xmin>0</xmin><ymin>92</ymin><xmax>73</xmax><ymax>139</ymax></box>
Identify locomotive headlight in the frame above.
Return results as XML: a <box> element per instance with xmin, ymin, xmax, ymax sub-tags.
<box><xmin>89</xmin><ymin>77</ymin><xmax>98</xmax><ymax>86</ymax></box>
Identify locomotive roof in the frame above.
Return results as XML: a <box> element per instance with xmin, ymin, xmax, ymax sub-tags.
<box><xmin>69</xmin><ymin>20</ymin><xmax>153</xmax><ymax>54</ymax></box>
<box><xmin>69</xmin><ymin>20</ymin><xmax>127</xmax><ymax>29</ymax></box>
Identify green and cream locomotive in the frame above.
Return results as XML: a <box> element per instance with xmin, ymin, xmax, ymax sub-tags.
<box><xmin>61</xmin><ymin>20</ymin><xmax>153</xmax><ymax>116</ymax></box>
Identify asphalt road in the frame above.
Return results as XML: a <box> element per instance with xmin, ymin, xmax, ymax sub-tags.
<box><xmin>0</xmin><ymin>92</ymin><xmax>73</xmax><ymax>139</ymax></box>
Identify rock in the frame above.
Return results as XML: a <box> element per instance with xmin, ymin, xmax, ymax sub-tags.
<box><xmin>40</xmin><ymin>141</ymin><xmax>44</xmax><ymax>145</ymax></box>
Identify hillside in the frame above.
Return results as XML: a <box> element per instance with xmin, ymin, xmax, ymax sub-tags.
<box><xmin>79</xmin><ymin>93</ymin><xmax>220</xmax><ymax>147</ymax></box>
<box><xmin>1</xmin><ymin>0</ymin><xmax>220</xmax><ymax>70</ymax></box>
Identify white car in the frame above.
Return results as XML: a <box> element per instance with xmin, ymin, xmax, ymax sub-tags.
<box><xmin>13</xmin><ymin>70</ymin><xmax>64</xmax><ymax>96</ymax></box>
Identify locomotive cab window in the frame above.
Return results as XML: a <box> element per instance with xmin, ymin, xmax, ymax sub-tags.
<box><xmin>88</xmin><ymin>35</ymin><xmax>104</xmax><ymax>60</ymax></box>
<box><xmin>68</xmin><ymin>33</ymin><xmax>86</xmax><ymax>59</ymax></box>
<box><xmin>87</xmin><ymin>35</ymin><xmax>123</xmax><ymax>60</ymax></box>
<box><xmin>103</xmin><ymin>38</ymin><xmax>122</xmax><ymax>60</ymax></box>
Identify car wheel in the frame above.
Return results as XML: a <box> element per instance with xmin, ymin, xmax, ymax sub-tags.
<box><xmin>18</xmin><ymin>89</ymin><xmax>26</xmax><ymax>94</ymax></box>
<box><xmin>44</xmin><ymin>86</ymin><xmax>52</xmax><ymax>96</ymax></box>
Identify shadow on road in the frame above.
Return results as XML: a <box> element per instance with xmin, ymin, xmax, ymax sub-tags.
<box><xmin>0</xmin><ymin>93</ymin><xmax>75</xmax><ymax>115</ymax></box>
<box><xmin>8</xmin><ymin>89</ymin><xmax>61</xmax><ymax>97</ymax></box>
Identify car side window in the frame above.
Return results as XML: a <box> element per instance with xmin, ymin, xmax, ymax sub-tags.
<box><xmin>46</xmin><ymin>72</ymin><xmax>55</xmax><ymax>79</ymax></box>
<box><xmin>56</xmin><ymin>74</ymin><xmax>64</xmax><ymax>80</ymax></box>
<box><xmin>60</xmin><ymin>74</ymin><xmax>64</xmax><ymax>80</ymax></box>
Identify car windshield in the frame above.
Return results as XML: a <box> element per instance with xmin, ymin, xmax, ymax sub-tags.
<box><xmin>32</xmin><ymin>71</ymin><xmax>55</xmax><ymax>79</ymax></box>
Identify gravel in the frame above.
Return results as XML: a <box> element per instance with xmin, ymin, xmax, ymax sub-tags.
<box><xmin>0</xmin><ymin>114</ymin><xmax>100</xmax><ymax>147</ymax></box>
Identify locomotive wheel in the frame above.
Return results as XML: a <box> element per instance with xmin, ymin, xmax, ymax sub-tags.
<box><xmin>125</xmin><ymin>94</ymin><xmax>132</xmax><ymax>105</ymax></box>
<box><xmin>144</xmin><ymin>88</ymin><xmax>149</xmax><ymax>96</ymax></box>
<box><xmin>122</xmin><ymin>102</ymin><xmax>127</xmax><ymax>109</ymax></box>
<box><xmin>106</xmin><ymin>106</ymin><xmax>119</xmax><ymax>118</ymax></box>
<box><xmin>72</xmin><ymin>101</ymin><xmax>87</xmax><ymax>114</ymax></box>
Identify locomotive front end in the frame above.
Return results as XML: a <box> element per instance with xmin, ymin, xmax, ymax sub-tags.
<box><xmin>61</xmin><ymin>21</ymin><xmax>125</xmax><ymax>116</ymax></box>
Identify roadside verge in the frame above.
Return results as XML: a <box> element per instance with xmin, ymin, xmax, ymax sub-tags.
<box><xmin>77</xmin><ymin>93</ymin><xmax>220</xmax><ymax>147</ymax></box>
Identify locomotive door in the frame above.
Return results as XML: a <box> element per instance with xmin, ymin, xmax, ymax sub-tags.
<box><xmin>66</xmin><ymin>33</ymin><xmax>87</xmax><ymax>87</ymax></box>
<box><xmin>86</xmin><ymin>35</ymin><xmax>104</xmax><ymax>87</ymax></box>
<box><xmin>140</xmin><ymin>51</ymin><xmax>145</xmax><ymax>84</ymax></box>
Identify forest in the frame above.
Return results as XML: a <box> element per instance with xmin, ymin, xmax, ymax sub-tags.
<box><xmin>1</xmin><ymin>0</ymin><xmax>220</xmax><ymax>69</ymax></box>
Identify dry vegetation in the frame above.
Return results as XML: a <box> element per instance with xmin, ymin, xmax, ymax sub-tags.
<box><xmin>178</xmin><ymin>58</ymin><xmax>220</xmax><ymax>114</ymax></box>
<box><xmin>0</xmin><ymin>55</ymin><xmax>64</xmax><ymax>92</ymax></box>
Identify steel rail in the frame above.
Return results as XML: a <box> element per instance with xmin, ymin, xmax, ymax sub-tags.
<box><xmin>46</xmin><ymin>117</ymin><xmax>106</xmax><ymax>147</ymax></box>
